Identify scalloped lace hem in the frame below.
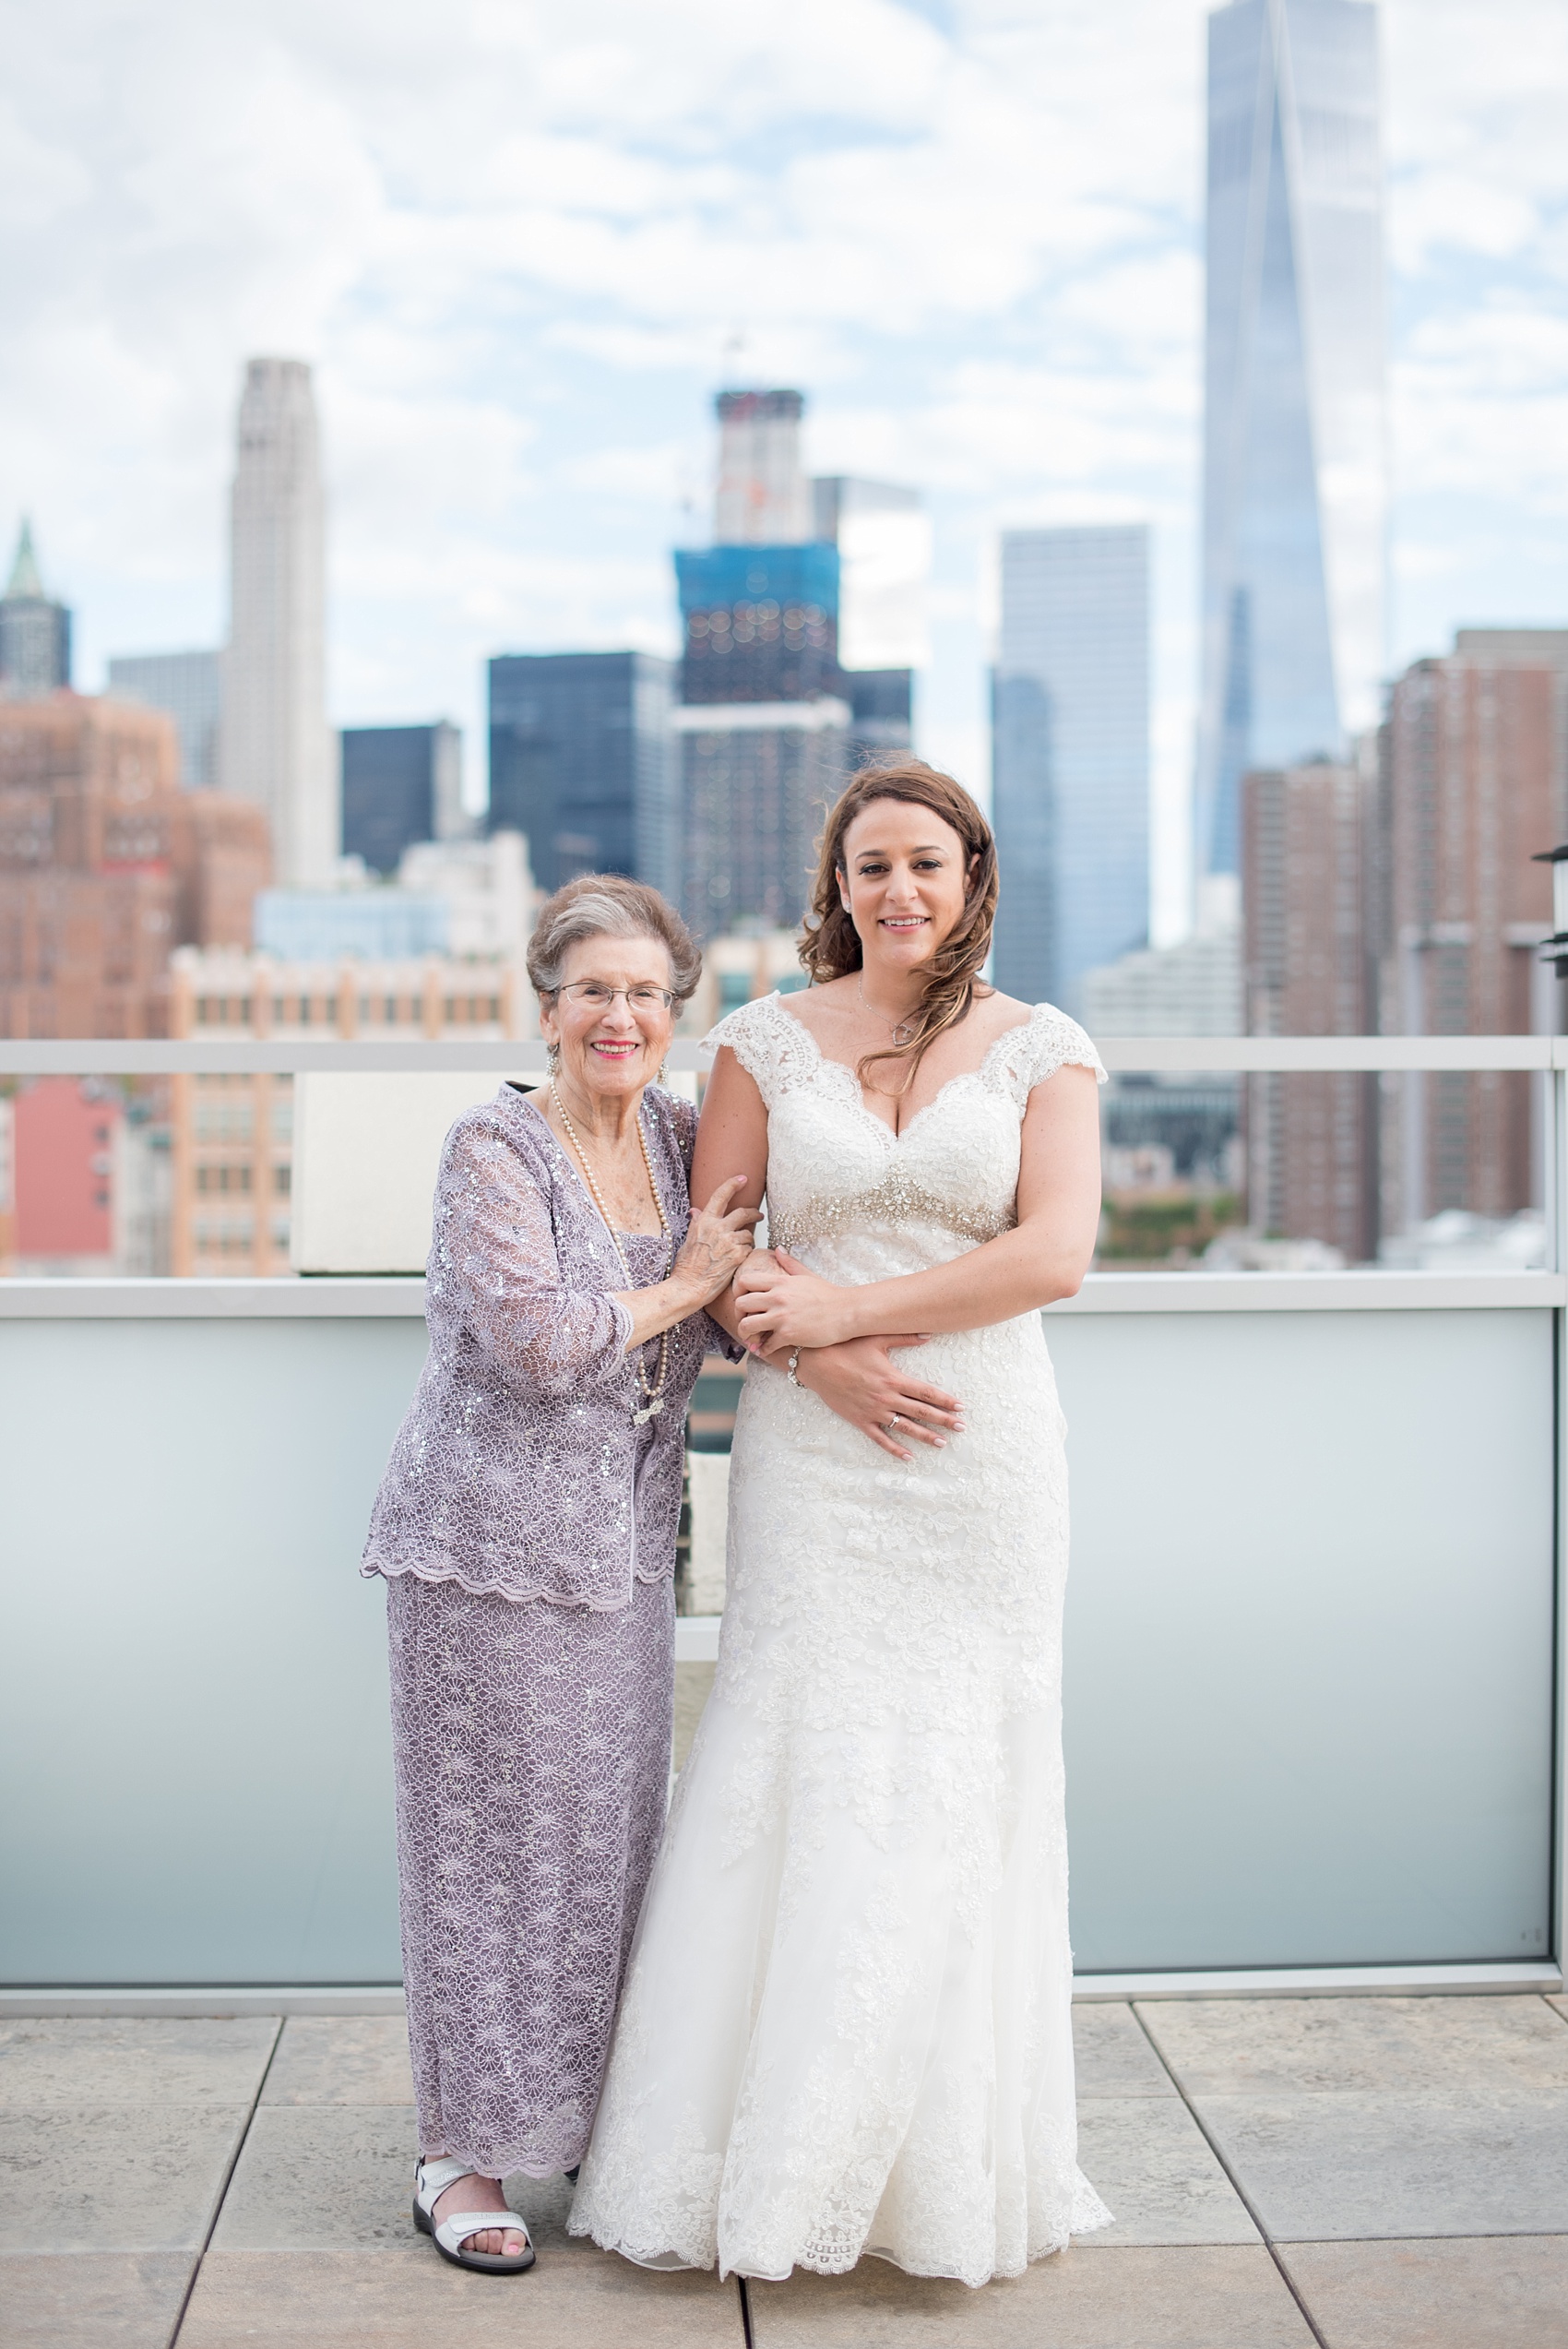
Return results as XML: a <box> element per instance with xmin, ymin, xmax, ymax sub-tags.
<box><xmin>570</xmin><ymin>2168</ymin><xmax>1115</xmax><ymax>2286</ymax></box>
<box><xmin>362</xmin><ymin>1555</ymin><xmax>671</xmax><ymax>1610</ymax></box>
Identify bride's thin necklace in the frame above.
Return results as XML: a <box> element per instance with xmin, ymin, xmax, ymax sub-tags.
<box><xmin>858</xmin><ymin>972</ymin><xmax>919</xmax><ymax>1048</ymax></box>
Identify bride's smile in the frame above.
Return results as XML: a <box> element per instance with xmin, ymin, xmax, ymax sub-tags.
<box><xmin>840</xmin><ymin>800</ymin><xmax>979</xmax><ymax>1017</ymax></box>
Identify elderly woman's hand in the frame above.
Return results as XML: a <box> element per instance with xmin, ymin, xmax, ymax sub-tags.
<box><xmin>672</xmin><ymin>1175</ymin><xmax>763</xmax><ymax>1307</ymax></box>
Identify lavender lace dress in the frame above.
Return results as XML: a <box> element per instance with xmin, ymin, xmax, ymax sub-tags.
<box><xmin>362</xmin><ymin>1081</ymin><xmax>720</xmax><ymax>2179</ymax></box>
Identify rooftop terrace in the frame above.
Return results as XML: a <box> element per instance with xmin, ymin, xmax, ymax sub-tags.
<box><xmin>6</xmin><ymin>1994</ymin><xmax>1568</xmax><ymax>2346</ymax></box>
<box><xmin>4</xmin><ymin>1032</ymin><xmax>1567</xmax><ymax>2341</ymax></box>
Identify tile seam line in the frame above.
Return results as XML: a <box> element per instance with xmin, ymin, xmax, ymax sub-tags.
<box><xmin>167</xmin><ymin>2012</ymin><xmax>284</xmax><ymax>2347</ymax></box>
<box><xmin>1127</xmin><ymin>2003</ymin><xmax>1331</xmax><ymax>2349</ymax></box>
<box><xmin>1269</xmin><ymin>2227</ymin><xmax>1568</xmax><ymax>2246</ymax></box>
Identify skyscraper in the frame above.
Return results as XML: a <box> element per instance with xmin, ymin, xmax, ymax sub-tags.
<box><xmin>341</xmin><ymin>721</ymin><xmax>465</xmax><ymax>876</ymax></box>
<box><xmin>992</xmin><ymin>526</ymin><xmax>1150</xmax><ymax>1016</ymax></box>
<box><xmin>488</xmin><ymin>652</ymin><xmax>676</xmax><ymax>901</ymax></box>
<box><xmin>677</xmin><ymin>700</ymin><xmax>850</xmax><ymax>936</ymax></box>
<box><xmin>0</xmin><ymin>521</ymin><xmax>71</xmax><ymax>698</ymax></box>
<box><xmin>714</xmin><ymin>391</ymin><xmax>813</xmax><ymax>543</ymax></box>
<box><xmin>675</xmin><ymin>389</ymin><xmax>853</xmax><ymax>938</ymax></box>
<box><xmin>1243</xmin><ymin>757</ymin><xmax>1376</xmax><ymax>1261</ymax></box>
<box><xmin>1378</xmin><ymin>631</ymin><xmax>1568</xmax><ymax>1231</ymax></box>
<box><xmin>1197</xmin><ymin>0</ymin><xmax>1388</xmax><ymax>878</ymax></box>
<box><xmin>220</xmin><ymin>360</ymin><xmax>335</xmax><ymax>888</ymax></box>
<box><xmin>812</xmin><ymin>476</ymin><xmax>928</xmax><ymax>760</ymax></box>
<box><xmin>107</xmin><ymin>650</ymin><xmax>222</xmax><ymax>789</ymax></box>
<box><xmin>676</xmin><ymin>545</ymin><xmax>841</xmax><ymax>706</ymax></box>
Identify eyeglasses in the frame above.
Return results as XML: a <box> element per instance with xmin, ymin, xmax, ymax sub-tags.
<box><xmin>555</xmin><ymin>983</ymin><xmax>675</xmax><ymax>1013</ymax></box>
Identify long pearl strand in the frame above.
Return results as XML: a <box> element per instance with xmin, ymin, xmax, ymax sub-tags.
<box><xmin>549</xmin><ymin>1078</ymin><xmax>673</xmax><ymax>1425</ymax></box>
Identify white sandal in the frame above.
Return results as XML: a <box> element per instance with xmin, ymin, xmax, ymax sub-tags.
<box><xmin>413</xmin><ymin>2155</ymin><xmax>536</xmax><ymax>2274</ymax></box>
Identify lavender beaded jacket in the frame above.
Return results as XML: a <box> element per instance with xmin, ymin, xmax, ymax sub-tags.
<box><xmin>362</xmin><ymin>1082</ymin><xmax>724</xmax><ymax>1611</ymax></box>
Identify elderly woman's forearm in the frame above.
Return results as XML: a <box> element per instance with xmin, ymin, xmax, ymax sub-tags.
<box><xmin>459</xmin><ymin>1282</ymin><xmax>640</xmax><ymax>1395</ymax></box>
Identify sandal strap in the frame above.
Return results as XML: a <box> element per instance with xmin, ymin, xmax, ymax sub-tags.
<box><xmin>435</xmin><ymin>2210</ymin><xmax>532</xmax><ymax>2256</ymax></box>
<box><xmin>416</xmin><ymin>2154</ymin><xmax>489</xmax><ymax>2212</ymax></box>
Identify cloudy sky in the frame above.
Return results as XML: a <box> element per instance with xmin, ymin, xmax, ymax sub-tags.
<box><xmin>2</xmin><ymin>0</ymin><xmax>1565</xmax><ymax>936</ymax></box>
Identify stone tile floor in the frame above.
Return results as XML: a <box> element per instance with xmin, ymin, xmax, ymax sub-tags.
<box><xmin>3</xmin><ymin>1996</ymin><xmax>1567</xmax><ymax>2346</ymax></box>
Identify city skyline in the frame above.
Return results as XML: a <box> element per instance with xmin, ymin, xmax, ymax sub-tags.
<box><xmin>1</xmin><ymin>2</ymin><xmax>1563</xmax><ymax>945</ymax></box>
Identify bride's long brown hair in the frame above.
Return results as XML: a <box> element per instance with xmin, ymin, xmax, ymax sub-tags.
<box><xmin>799</xmin><ymin>761</ymin><xmax>999</xmax><ymax>1092</ymax></box>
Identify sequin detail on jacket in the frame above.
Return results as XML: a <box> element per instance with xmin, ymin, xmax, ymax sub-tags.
<box><xmin>362</xmin><ymin>1083</ymin><xmax>721</xmax><ymax>1610</ymax></box>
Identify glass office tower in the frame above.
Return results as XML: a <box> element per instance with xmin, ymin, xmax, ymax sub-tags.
<box><xmin>340</xmin><ymin>721</ymin><xmax>464</xmax><ymax>875</ymax></box>
<box><xmin>487</xmin><ymin>652</ymin><xmax>676</xmax><ymax>900</ymax></box>
<box><xmin>1197</xmin><ymin>0</ymin><xmax>1387</xmax><ymax>878</ymax></box>
<box><xmin>673</xmin><ymin>543</ymin><xmax>848</xmax><ymax>937</ymax></box>
<box><xmin>992</xmin><ymin>526</ymin><xmax>1150</xmax><ymax>1018</ymax></box>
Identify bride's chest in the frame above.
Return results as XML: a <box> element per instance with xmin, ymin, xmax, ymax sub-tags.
<box><xmin>765</xmin><ymin>1075</ymin><xmax>1024</xmax><ymax>1237</ymax></box>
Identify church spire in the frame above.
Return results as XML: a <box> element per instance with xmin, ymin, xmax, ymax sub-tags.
<box><xmin>6</xmin><ymin>519</ymin><xmax>45</xmax><ymax>601</ymax></box>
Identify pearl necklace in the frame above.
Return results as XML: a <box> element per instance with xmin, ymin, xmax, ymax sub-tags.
<box><xmin>549</xmin><ymin>1078</ymin><xmax>673</xmax><ymax>1425</ymax></box>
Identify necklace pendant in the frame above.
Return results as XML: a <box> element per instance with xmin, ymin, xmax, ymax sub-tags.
<box><xmin>633</xmin><ymin>1397</ymin><xmax>665</xmax><ymax>1426</ymax></box>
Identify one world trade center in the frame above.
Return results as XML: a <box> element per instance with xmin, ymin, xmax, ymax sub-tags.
<box><xmin>1197</xmin><ymin>0</ymin><xmax>1388</xmax><ymax>878</ymax></box>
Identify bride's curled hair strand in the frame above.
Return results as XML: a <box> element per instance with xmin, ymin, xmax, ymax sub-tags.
<box><xmin>799</xmin><ymin>760</ymin><xmax>999</xmax><ymax>1092</ymax></box>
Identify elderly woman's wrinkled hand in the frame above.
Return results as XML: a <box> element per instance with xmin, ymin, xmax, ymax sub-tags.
<box><xmin>673</xmin><ymin>1175</ymin><xmax>763</xmax><ymax>1306</ymax></box>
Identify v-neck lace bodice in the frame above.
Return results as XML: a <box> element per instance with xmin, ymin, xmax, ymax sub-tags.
<box><xmin>702</xmin><ymin>990</ymin><xmax>1105</xmax><ymax>1269</ymax></box>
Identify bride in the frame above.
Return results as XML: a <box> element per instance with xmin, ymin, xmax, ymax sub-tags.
<box><xmin>571</xmin><ymin>761</ymin><xmax>1111</xmax><ymax>2286</ymax></box>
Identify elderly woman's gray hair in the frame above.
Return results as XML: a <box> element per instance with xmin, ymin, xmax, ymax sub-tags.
<box><xmin>527</xmin><ymin>874</ymin><xmax>703</xmax><ymax>1007</ymax></box>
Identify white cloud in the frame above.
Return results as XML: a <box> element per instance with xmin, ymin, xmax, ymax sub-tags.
<box><xmin>0</xmin><ymin>0</ymin><xmax>1562</xmax><ymax>924</ymax></box>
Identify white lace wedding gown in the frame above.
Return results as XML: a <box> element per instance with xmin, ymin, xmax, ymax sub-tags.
<box><xmin>570</xmin><ymin>994</ymin><xmax>1112</xmax><ymax>2285</ymax></box>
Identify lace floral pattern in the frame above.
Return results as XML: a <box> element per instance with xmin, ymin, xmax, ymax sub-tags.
<box><xmin>388</xmin><ymin>1568</ymin><xmax>674</xmax><ymax>2177</ymax></box>
<box><xmin>367</xmin><ymin>1080</ymin><xmax>728</xmax><ymax>2182</ymax></box>
<box><xmin>362</xmin><ymin>1083</ymin><xmax>725</xmax><ymax>1609</ymax></box>
<box><xmin>571</xmin><ymin>995</ymin><xmax>1112</xmax><ymax>2284</ymax></box>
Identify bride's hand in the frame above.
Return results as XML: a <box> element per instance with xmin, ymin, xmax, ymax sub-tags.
<box><xmin>735</xmin><ymin>1248</ymin><xmax>853</xmax><ymax>1351</ymax></box>
<box><xmin>788</xmin><ymin>1336</ymin><xmax>966</xmax><ymax>1461</ymax></box>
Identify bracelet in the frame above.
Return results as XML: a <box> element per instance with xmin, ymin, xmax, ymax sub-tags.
<box><xmin>787</xmin><ymin>1348</ymin><xmax>802</xmax><ymax>1388</ymax></box>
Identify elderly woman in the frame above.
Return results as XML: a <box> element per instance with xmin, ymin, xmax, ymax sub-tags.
<box><xmin>362</xmin><ymin>875</ymin><xmax>755</xmax><ymax>2275</ymax></box>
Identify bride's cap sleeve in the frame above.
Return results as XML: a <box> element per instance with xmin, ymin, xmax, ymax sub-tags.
<box><xmin>700</xmin><ymin>992</ymin><xmax>814</xmax><ymax>1112</ymax></box>
<box><xmin>999</xmin><ymin>1004</ymin><xmax>1109</xmax><ymax>1109</ymax></box>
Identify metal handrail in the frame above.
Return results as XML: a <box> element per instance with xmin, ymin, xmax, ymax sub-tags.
<box><xmin>0</xmin><ymin>1035</ymin><xmax>1561</xmax><ymax>1077</ymax></box>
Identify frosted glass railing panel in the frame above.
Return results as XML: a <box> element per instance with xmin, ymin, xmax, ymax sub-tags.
<box><xmin>1052</xmin><ymin>1309</ymin><xmax>1555</xmax><ymax>1971</ymax></box>
<box><xmin>0</xmin><ymin>1318</ymin><xmax>422</xmax><ymax>1984</ymax></box>
<box><xmin>0</xmin><ymin>1300</ymin><xmax>1557</xmax><ymax>1984</ymax></box>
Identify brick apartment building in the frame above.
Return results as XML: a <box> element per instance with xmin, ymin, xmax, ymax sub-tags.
<box><xmin>1380</xmin><ymin>629</ymin><xmax>1568</xmax><ymax>1228</ymax></box>
<box><xmin>1237</xmin><ymin>631</ymin><xmax>1568</xmax><ymax>1259</ymax></box>
<box><xmin>0</xmin><ymin>695</ymin><xmax>270</xmax><ymax>1037</ymax></box>
<box><xmin>1243</xmin><ymin>757</ymin><xmax>1377</xmax><ymax>1263</ymax></box>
